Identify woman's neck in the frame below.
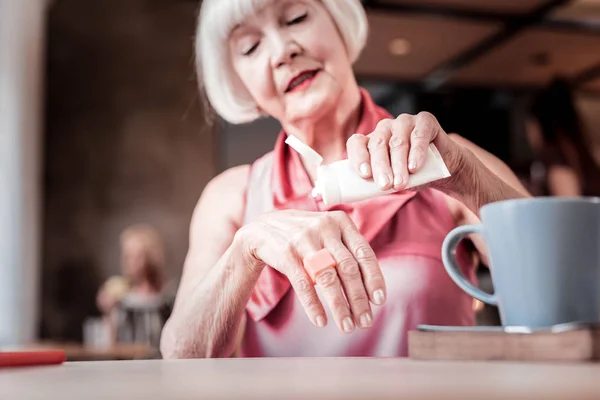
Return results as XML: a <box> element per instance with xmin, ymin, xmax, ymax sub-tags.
<box><xmin>281</xmin><ymin>84</ymin><xmax>362</xmax><ymax>179</ymax></box>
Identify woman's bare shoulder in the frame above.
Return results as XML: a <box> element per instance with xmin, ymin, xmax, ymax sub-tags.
<box><xmin>192</xmin><ymin>165</ymin><xmax>251</xmax><ymax>231</ymax></box>
<box><xmin>172</xmin><ymin>165</ymin><xmax>251</xmax><ymax>311</ymax></box>
<box><xmin>205</xmin><ymin>165</ymin><xmax>251</xmax><ymax>193</ymax></box>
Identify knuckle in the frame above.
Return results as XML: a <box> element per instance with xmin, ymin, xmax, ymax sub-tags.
<box><xmin>332</xmin><ymin>299</ymin><xmax>350</xmax><ymax>314</ymax></box>
<box><xmin>347</xmin><ymin>133</ymin><xmax>365</xmax><ymax>146</ymax></box>
<box><xmin>328</xmin><ymin>210</ymin><xmax>347</xmax><ymax>224</ymax></box>
<box><xmin>414</xmin><ymin>112</ymin><xmax>438</xmax><ymax>138</ymax></box>
<box><xmin>417</xmin><ymin>111</ymin><xmax>434</xmax><ymax>121</ymax></box>
<box><xmin>367</xmin><ymin>135</ymin><xmax>387</xmax><ymax>151</ymax></box>
<box><xmin>293</xmin><ymin>275</ymin><xmax>313</xmax><ymax>294</ymax></box>
<box><xmin>412</xmin><ymin>126</ymin><xmax>429</xmax><ymax>140</ymax></box>
<box><xmin>301</xmin><ymin>294</ymin><xmax>322</xmax><ymax>312</ymax></box>
<box><xmin>388</xmin><ymin>134</ymin><xmax>407</xmax><ymax>150</ymax></box>
<box><xmin>411</xmin><ymin>147</ymin><xmax>426</xmax><ymax>162</ymax></box>
<box><xmin>315</xmin><ymin>268</ymin><xmax>338</xmax><ymax>288</ymax></box>
<box><xmin>375</xmin><ymin>118</ymin><xmax>392</xmax><ymax>130</ymax></box>
<box><xmin>355</xmin><ymin>244</ymin><xmax>376</xmax><ymax>263</ymax></box>
<box><xmin>319</xmin><ymin>214</ymin><xmax>335</xmax><ymax>229</ymax></box>
<box><xmin>338</xmin><ymin>257</ymin><xmax>360</xmax><ymax>278</ymax></box>
<box><xmin>396</xmin><ymin>113</ymin><xmax>413</xmax><ymax>124</ymax></box>
<box><xmin>348</xmin><ymin>291</ymin><xmax>369</xmax><ymax>307</ymax></box>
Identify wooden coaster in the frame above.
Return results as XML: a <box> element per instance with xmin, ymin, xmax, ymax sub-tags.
<box><xmin>408</xmin><ymin>324</ymin><xmax>600</xmax><ymax>362</ymax></box>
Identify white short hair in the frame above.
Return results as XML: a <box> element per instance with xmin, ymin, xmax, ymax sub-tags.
<box><xmin>196</xmin><ymin>0</ymin><xmax>368</xmax><ymax>124</ymax></box>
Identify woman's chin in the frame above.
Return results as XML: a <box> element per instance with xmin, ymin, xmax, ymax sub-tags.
<box><xmin>284</xmin><ymin>90</ymin><xmax>337</xmax><ymax>122</ymax></box>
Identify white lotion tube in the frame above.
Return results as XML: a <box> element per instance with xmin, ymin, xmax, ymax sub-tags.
<box><xmin>285</xmin><ymin>136</ymin><xmax>451</xmax><ymax>207</ymax></box>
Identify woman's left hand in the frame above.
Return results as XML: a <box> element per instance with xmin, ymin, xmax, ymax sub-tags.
<box><xmin>347</xmin><ymin>112</ymin><xmax>464</xmax><ymax>192</ymax></box>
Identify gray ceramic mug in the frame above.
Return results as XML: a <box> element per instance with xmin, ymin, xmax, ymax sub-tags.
<box><xmin>442</xmin><ymin>197</ymin><xmax>600</xmax><ymax>328</ymax></box>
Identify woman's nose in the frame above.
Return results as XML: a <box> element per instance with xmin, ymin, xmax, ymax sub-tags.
<box><xmin>271</xmin><ymin>39</ymin><xmax>301</xmax><ymax>68</ymax></box>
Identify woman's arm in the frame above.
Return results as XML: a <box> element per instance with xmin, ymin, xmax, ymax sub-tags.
<box><xmin>162</xmin><ymin>162</ymin><xmax>389</xmax><ymax>358</ymax></box>
<box><xmin>447</xmin><ymin>133</ymin><xmax>530</xmax><ymax>199</ymax></box>
<box><xmin>346</xmin><ymin>112</ymin><xmax>530</xmax><ymax>215</ymax></box>
<box><xmin>161</xmin><ymin>162</ymin><xmax>388</xmax><ymax>358</ymax></box>
<box><xmin>346</xmin><ymin>113</ymin><xmax>532</xmax><ymax>266</ymax></box>
<box><xmin>160</xmin><ymin>165</ymin><xmax>259</xmax><ymax>359</ymax></box>
<box><xmin>442</xmin><ymin>134</ymin><xmax>532</xmax><ymax>265</ymax></box>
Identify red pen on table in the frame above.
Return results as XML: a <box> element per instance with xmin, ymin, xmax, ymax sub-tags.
<box><xmin>0</xmin><ymin>350</ymin><xmax>66</xmax><ymax>368</ymax></box>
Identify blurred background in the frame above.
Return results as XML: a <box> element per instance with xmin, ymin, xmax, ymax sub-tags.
<box><xmin>2</xmin><ymin>0</ymin><xmax>600</xmax><ymax>360</ymax></box>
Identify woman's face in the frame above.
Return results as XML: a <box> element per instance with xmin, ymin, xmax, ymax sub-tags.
<box><xmin>228</xmin><ymin>0</ymin><xmax>355</xmax><ymax>124</ymax></box>
<box><xmin>121</xmin><ymin>236</ymin><xmax>147</xmax><ymax>281</ymax></box>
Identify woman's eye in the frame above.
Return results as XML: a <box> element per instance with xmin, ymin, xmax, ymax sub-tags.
<box><xmin>243</xmin><ymin>42</ymin><xmax>259</xmax><ymax>56</ymax></box>
<box><xmin>287</xmin><ymin>13</ymin><xmax>307</xmax><ymax>25</ymax></box>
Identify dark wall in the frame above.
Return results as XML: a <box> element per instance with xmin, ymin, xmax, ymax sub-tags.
<box><xmin>416</xmin><ymin>88</ymin><xmax>513</xmax><ymax>164</ymax></box>
<box><xmin>41</xmin><ymin>0</ymin><xmax>213</xmax><ymax>341</ymax></box>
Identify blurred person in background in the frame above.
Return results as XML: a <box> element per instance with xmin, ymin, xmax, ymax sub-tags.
<box><xmin>161</xmin><ymin>0</ymin><xmax>530</xmax><ymax>359</ymax></box>
<box><xmin>97</xmin><ymin>224</ymin><xmax>173</xmax><ymax>350</ymax></box>
<box><xmin>527</xmin><ymin>78</ymin><xmax>600</xmax><ymax>197</ymax></box>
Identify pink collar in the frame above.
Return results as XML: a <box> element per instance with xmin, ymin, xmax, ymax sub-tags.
<box><xmin>247</xmin><ymin>87</ymin><xmax>417</xmax><ymax>321</ymax></box>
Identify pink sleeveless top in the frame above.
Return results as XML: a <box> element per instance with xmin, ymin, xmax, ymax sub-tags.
<box><xmin>238</xmin><ymin>89</ymin><xmax>476</xmax><ymax>357</ymax></box>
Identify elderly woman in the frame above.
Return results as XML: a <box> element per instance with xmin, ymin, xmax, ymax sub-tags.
<box><xmin>160</xmin><ymin>0</ymin><xmax>529</xmax><ymax>358</ymax></box>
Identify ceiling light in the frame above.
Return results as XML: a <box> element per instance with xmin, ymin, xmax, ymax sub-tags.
<box><xmin>389</xmin><ymin>38</ymin><xmax>411</xmax><ymax>56</ymax></box>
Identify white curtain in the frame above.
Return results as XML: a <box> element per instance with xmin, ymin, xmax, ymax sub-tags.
<box><xmin>0</xmin><ymin>0</ymin><xmax>46</xmax><ymax>345</ymax></box>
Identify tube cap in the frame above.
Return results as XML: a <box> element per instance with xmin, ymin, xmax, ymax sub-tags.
<box><xmin>285</xmin><ymin>135</ymin><xmax>323</xmax><ymax>166</ymax></box>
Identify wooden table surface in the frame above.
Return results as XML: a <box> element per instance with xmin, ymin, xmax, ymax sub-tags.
<box><xmin>2</xmin><ymin>357</ymin><xmax>600</xmax><ymax>400</ymax></box>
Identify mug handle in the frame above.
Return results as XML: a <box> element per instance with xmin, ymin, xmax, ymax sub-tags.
<box><xmin>442</xmin><ymin>224</ymin><xmax>497</xmax><ymax>306</ymax></box>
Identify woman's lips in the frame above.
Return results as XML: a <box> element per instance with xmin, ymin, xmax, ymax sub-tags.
<box><xmin>285</xmin><ymin>70</ymin><xmax>319</xmax><ymax>93</ymax></box>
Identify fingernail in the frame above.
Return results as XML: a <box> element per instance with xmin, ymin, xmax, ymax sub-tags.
<box><xmin>408</xmin><ymin>158</ymin><xmax>417</xmax><ymax>171</ymax></box>
<box><xmin>393</xmin><ymin>175</ymin><xmax>403</xmax><ymax>187</ymax></box>
<box><xmin>373</xmin><ymin>289</ymin><xmax>385</xmax><ymax>305</ymax></box>
<box><xmin>360</xmin><ymin>312</ymin><xmax>372</xmax><ymax>328</ymax></box>
<box><xmin>316</xmin><ymin>315</ymin><xmax>326</xmax><ymax>328</ymax></box>
<box><xmin>378</xmin><ymin>175</ymin><xmax>389</xmax><ymax>188</ymax></box>
<box><xmin>342</xmin><ymin>316</ymin><xmax>355</xmax><ymax>333</ymax></box>
<box><xmin>359</xmin><ymin>163</ymin><xmax>371</xmax><ymax>177</ymax></box>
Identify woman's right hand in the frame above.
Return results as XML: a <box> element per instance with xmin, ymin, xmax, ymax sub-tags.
<box><xmin>96</xmin><ymin>276</ymin><xmax>129</xmax><ymax>314</ymax></box>
<box><xmin>235</xmin><ymin>209</ymin><xmax>386</xmax><ymax>333</ymax></box>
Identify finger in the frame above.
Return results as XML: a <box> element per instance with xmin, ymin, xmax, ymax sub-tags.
<box><xmin>389</xmin><ymin>114</ymin><xmax>414</xmax><ymax>191</ymax></box>
<box><xmin>292</xmin><ymin>228</ymin><xmax>355</xmax><ymax>333</ymax></box>
<box><xmin>346</xmin><ymin>133</ymin><xmax>371</xmax><ymax>178</ymax></box>
<box><xmin>409</xmin><ymin>112</ymin><xmax>439</xmax><ymax>173</ymax></box>
<box><xmin>334</xmin><ymin>211</ymin><xmax>386</xmax><ymax>306</ymax></box>
<box><xmin>313</xmin><ymin>265</ymin><xmax>356</xmax><ymax>333</ymax></box>
<box><xmin>284</xmin><ymin>249</ymin><xmax>329</xmax><ymax>329</ymax></box>
<box><xmin>323</xmin><ymin>234</ymin><xmax>373</xmax><ymax>329</ymax></box>
<box><xmin>295</xmin><ymin>236</ymin><xmax>354</xmax><ymax>333</ymax></box>
<box><xmin>247</xmin><ymin>220</ymin><xmax>328</xmax><ymax>328</ymax></box>
<box><xmin>261</xmin><ymin>226</ymin><xmax>328</xmax><ymax>328</ymax></box>
<box><xmin>367</xmin><ymin>119</ymin><xmax>393</xmax><ymax>190</ymax></box>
